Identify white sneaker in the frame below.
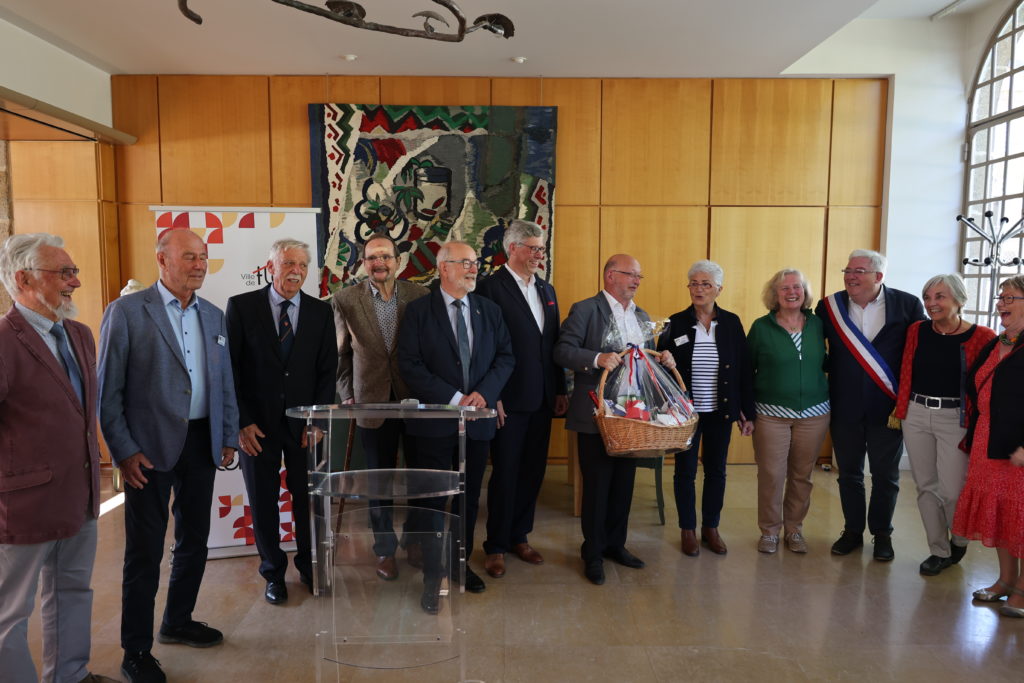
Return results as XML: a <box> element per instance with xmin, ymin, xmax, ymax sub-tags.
<box><xmin>758</xmin><ymin>535</ymin><xmax>779</xmax><ymax>554</ymax></box>
<box><xmin>785</xmin><ymin>532</ymin><xmax>808</xmax><ymax>553</ymax></box>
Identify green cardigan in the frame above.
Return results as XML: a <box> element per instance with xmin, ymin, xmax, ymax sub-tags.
<box><xmin>746</xmin><ymin>310</ymin><xmax>829</xmax><ymax>412</ymax></box>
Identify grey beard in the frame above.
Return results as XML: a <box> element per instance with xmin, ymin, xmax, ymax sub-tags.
<box><xmin>35</xmin><ymin>290</ymin><xmax>77</xmax><ymax>320</ymax></box>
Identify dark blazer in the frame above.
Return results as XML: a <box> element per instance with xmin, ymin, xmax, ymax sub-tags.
<box><xmin>815</xmin><ymin>286</ymin><xmax>926</xmax><ymax>419</ymax></box>
<box><xmin>0</xmin><ymin>307</ymin><xmax>101</xmax><ymax>544</ymax></box>
<box><xmin>226</xmin><ymin>286</ymin><xmax>338</xmax><ymax>447</ymax></box>
<box><xmin>553</xmin><ymin>291</ymin><xmax>652</xmax><ymax>434</ymax></box>
<box><xmin>475</xmin><ymin>267</ymin><xmax>566</xmax><ymax>412</ymax></box>
<box><xmin>963</xmin><ymin>336</ymin><xmax>1024</xmax><ymax>460</ymax></box>
<box><xmin>99</xmin><ymin>283</ymin><xmax>239</xmax><ymax>470</ymax></box>
<box><xmin>397</xmin><ymin>288</ymin><xmax>515</xmax><ymax>440</ymax></box>
<box><xmin>657</xmin><ymin>303</ymin><xmax>755</xmax><ymax>423</ymax></box>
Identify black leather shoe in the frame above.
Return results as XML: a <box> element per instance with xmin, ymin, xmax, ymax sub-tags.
<box><xmin>873</xmin><ymin>534</ymin><xmax>895</xmax><ymax>562</ymax></box>
<box><xmin>584</xmin><ymin>560</ymin><xmax>605</xmax><ymax>585</ymax></box>
<box><xmin>265</xmin><ymin>580</ymin><xmax>287</xmax><ymax>604</ymax></box>
<box><xmin>465</xmin><ymin>568</ymin><xmax>486</xmax><ymax>593</ymax></box>
<box><xmin>603</xmin><ymin>547</ymin><xmax>645</xmax><ymax>569</ymax></box>
<box><xmin>830</xmin><ymin>531</ymin><xmax>864</xmax><ymax>555</ymax></box>
<box><xmin>121</xmin><ymin>650</ymin><xmax>166</xmax><ymax>683</ymax></box>
<box><xmin>950</xmin><ymin>543</ymin><xmax>968</xmax><ymax>565</ymax></box>
<box><xmin>920</xmin><ymin>554</ymin><xmax>952</xmax><ymax>576</ymax></box>
<box><xmin>421</xmin><ymin>580</ymin><xmax>441</xmax><ymax>614</ymax></box>
<box><xmin>156</xmin><ymin>620</ymin><xmax>224</xmax><ymax>648</ymax></box>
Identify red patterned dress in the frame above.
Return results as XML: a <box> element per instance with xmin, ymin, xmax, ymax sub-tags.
<box><xmin>952</xmin><ymin>348</ymin><xmax>1024</xmax><ymax>558</ymax></box>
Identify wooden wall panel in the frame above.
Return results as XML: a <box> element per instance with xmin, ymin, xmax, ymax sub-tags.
<box><xmin>327</xmin><ymin>76</ymin><xmax>381</xmax><ymax>103</ymax></box>
<box><xmin>599</xmin><ymin>206</ymin><xmax>709</xmax><ymax>320</ymax></box>
<box><xmin>602</xmin><ymin>79</ymin><xmax>711</xmax><ymax>206</ymax></box>
<box><xmin>380</xmin><ymin>77</ymin><xmax>490</xmax><ymax>105</ymax></box>
<box><xmin>100</xmin><ymin>200</ymin><xmax>121</xmax><ymax>303</ymax></box>
<box><xmin>118</xmin><ymin>203</ymin><xmax>159</xmax><ymax>287</ymax></box>
<box><xmin>98</xmin><ymin>143</ymin><xmax>116</xmax><ymax>202</ymax></box>
<box><xmin>830</xmin><ymin>79</ymin><xmax>888</xmax><ymax>207</ymax></box>
<box><xmin>711</xmin><ymin>79</ymin><xmax>833</xmax><ymax>206</ymax></box>
<box><xmin>111</xmin><ymin>75</ymin><xmax>161</xmax><ymax>203</ymax></box>
<box><xmin>9</xmin><ymin>141</ymin><xmax>98</xmax><ymax>200</ymax></box>
<box><xmin>824</xmin><ymin>207</ymin><xmax>881</xmax><ymax>296</ymax></box>
<box><xmin>270</xmin><ymin>76</ymin><xmax>328</xmax><ymax>207</ymax></box>
<box><xmin>552</xmin><ymin>205</ymin><xmax>601</xmax><ymax>319</ymax></box>
<box><xmin>158</xmin><ymin>76</ymin><xmax>272</xmax><ymax>206</ymax></box>
<box><xmin>490</xmin><ymin>78</ymin><xmax>540</xmax><ymax>105</ymax></box>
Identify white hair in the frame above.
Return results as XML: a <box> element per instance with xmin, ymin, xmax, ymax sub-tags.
<box><xmin>0</xmin><ymin>233</ymin><xmax>65</xmax><ymax>297</ymax></box>
<box><xmin>502</xmin><ymin>219</ymin><xmax>542</xmax><ymax>255</ymax></box>
<box><xmin>437</xmin><ymin>240</ymin><xmax>475</xmax><ymax>264</ymax></box>
<box><xmin>849</xmin><ymin>249</ymin><xmax>887</xmax><ymax>275</ymax></box>
<box><xmin>269</xmin><ymin>238</ymin><xmax>311</xmax><ymax>262</ymax></box>
<box><xmin>687</xmin><ymin>259</ymin><xmax>724</xmax><ymax>287</ymax></box>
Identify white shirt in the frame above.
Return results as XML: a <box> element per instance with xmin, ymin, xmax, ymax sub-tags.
<box><xmin>848</xmin><ymin>285</ymin><xmax>886</xmax><ymax>342</ymax></box>
<box><xmin>268</xmin><ymin>285</ymin><xmax>301</xmax><ymax>335</ymax></box>
<box><xmin>504</xmin><ymin>264</ymin><xmax>544</xmax><ymax>331</ymax></box>
<box><xmin>595</xmin><ymin>290</ymin><xmax>645</xmax><ymax>367</ymax></box>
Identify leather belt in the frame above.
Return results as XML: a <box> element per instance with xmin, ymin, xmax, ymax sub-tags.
<box><xmin>911</xmin><ymin>393</ymin><xmax>960</xmax><ymax>409</ymax></box>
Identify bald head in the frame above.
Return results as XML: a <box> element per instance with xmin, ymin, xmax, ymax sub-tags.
<box><xmin>156</xmin><ymin>229</ymin><xmax>209</xmax><ymax>306</ymax></box>
<box><xmin>603</xmin><ymin>253</ymin><xmax>642</xmax><ymax>306</ymax></box>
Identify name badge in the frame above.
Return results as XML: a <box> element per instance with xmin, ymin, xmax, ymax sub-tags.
<box><xmin>216</xmin><ymin>335</ymin><xmax>226</xmax><ymax>346</ymax></box>
<box><xmin>674</xmin><ymin>335</ymin><xmax>689</xmax><ymax>346</ymax></box>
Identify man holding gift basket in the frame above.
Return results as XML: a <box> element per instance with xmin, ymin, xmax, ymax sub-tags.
<box><xmin>554</xmin><ymin>254</ymin><xmax>677</xmax><ymax>585</ymax></box>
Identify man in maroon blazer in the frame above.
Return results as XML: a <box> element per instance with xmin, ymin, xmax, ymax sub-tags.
<box><xmin>0</xmin><ymin>233</ymin><xmax>112</xmax><ymax>682</ymax></box>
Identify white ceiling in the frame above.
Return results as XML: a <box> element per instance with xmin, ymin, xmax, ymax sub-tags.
<box><xmin>0</xmin><ymin>0</ymin><xmax>996</xmax><ymax>78</ymax></box>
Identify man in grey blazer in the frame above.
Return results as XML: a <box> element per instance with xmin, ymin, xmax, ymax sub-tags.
<box><xmin>554</xmin><ymin>254</ymin><xmax>675</xmax><ymax>585</ymax></box>
<box><xmin>99</xmin><ymin>229</ymin><xmax>239</xmax><ymax>683</ymax></box>
<box><xmin>333</xmin><ymin>233</ymin><xmax>428</xmax><ymax>580</ymax></box>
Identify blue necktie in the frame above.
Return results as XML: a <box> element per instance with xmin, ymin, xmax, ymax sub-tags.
<box><xmin>50</xmin><ymin>323</ymin><xmax>84</xmax><ymax>406</ymax></box>
<box><xmin>279</xmin><ymin>300</ymin><xmax>294</xmax><ymax>358</ymax></box>
<box><xmin>453</xmin><ymin>299</ymin><xmax>471</xmax><ymax>393</ymax></box>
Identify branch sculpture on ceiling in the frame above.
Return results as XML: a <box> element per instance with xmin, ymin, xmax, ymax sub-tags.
<box><xmin>177</xmin><ymin>0</ymin><xmax>514</xmax><ymax>41</ymax></box>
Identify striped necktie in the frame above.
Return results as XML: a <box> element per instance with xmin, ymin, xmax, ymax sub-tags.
<box><xmin>279</xmin><ymin>299</ymin><xmax>294</xmax><ymax>358</ymax></box>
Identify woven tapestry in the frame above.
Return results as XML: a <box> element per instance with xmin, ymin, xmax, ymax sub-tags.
<box><xmin>309</xmin><ymin>104</ymin><xmax>557</xmax><ymax>295</ymax></box>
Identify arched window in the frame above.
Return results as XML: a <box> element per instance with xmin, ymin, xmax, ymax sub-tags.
<box><xmin>963</xmin><ymin>1</ymin><xmax>1024</xmax><ymax>325</ymax></box>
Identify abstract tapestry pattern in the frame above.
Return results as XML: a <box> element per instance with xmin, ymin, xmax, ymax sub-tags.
<box><xmin>309</xmin><ymin>104</ymin><xmax>557</xmax><ymax>295</ymax></box>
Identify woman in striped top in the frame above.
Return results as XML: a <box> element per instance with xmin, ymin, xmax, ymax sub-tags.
<box><xmin>747</xmin><ymin>269</ymin><xmax>830</xmax><ymax>554</ymax></box>
<box><xmin>659</xmin><ymin>260</ymin><xmax>754</xmax><ymax>557</ymax></box>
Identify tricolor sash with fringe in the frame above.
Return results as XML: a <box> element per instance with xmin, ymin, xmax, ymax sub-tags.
<box><xmin>823</xmin><ymin>293</ymin><xmax>897</xmax><ymax>400</ymax></box>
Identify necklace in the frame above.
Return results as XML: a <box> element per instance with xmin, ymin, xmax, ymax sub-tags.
<box><xmin>999</xmin><ymin>332</ymin><xmax>1019</xmax><ymax>346</ymax></box>
<box><xmin>932</xmin><ymin>317</ymin><xmax>962</xmax><ymax>335</ymax></box>
<box><xmin>777</xmin><ymin>314</ymin><xmax>803</xmax><ymax>333</ymax></box>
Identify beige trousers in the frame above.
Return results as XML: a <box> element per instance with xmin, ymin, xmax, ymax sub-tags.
<box><xmin>753</xmin><ymin>413</ymin><xmax>830</xmax><ymax>536</ymax></box>
<box><xmin>901</xmin><ymin>401</ymin><xmax>969</xmax><ymax>558</ymax></box>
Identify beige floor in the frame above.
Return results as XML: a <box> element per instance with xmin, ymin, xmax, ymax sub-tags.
<box><xmin>29</xmin><ymin>463</ymin><xmax>1021</xmax><ymax>682</ymax></box>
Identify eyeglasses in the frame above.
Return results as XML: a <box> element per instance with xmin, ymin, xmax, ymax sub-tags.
<box><xmin>993</xmin><ymin>295</ymin><xmax>1024</xmax><ymax>304</ymax></box>
<box><xmin>365</xmin><ymin>254</ymin><xmax>395</xmax><ymax>263</ymax></box>
<box><xmin>840</xmin><ymin>268</ymin><xmax>877</xmax><ymax>275</ymax></box>
<box><xmin>516</xmin><ymin>243</ymin><xmax>547</xmax><ymax>256</ymax></box>
<box><xmin>26</xmin><ymin>267</ymin><xmax>80</xmax><ymax>281</ymax></box>
<box><xmin>687</xmin><ymin>281</ymin><xmax>715</xmax><ymax>290</ymax></box>
<box><xmin>612</xmin><ymin>270</ymin><xmax>644</xmax><ymax>280</ymax></box>
<box><xmin>444</xmin><ymin>258</ymin><xmax>483</xmax><ymax>270</ymax></box>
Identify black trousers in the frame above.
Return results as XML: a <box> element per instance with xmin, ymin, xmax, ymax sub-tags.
<box><xmin>577</xmin><ymin>431</ymin><xmax>637</xmax><ymax>563</ymax></box>
<box><xmin>484</xmin><ymin>408</ymin><xmax>553</xmax><ymax>554</ymax></box>
<box><xmin>358</xmin><ymin>419</ymin><xmax>417</xmax><ymax>557</ymax></box>
<box><xmin>121</xmin><ymin>419</ymin><xmax>215</xmax><ymax>653</ymax></box>
<box><xmin>407</xmin><ymin>435</ymin><xmax>489</xmax><ymax>581</ymax></box>
<box><xmin>238</xmin><ymin>418</ymin><xmax>311</xmax><ymax>582</ymax></box>
<box><xmin>673</xmin><ymin>409</ymin><xmax>733</xmax><ymax>530</ymax></box>
<box><xmin>830</xmin><ymin>414</ymin><xmax>903</xmax><ymax>536</ymax></box>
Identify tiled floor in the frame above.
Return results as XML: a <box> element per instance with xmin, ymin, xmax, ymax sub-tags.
<box><xmin>29</xmin><ymin>463</ymin><xmax>1021</xmax><ymax>681</ymax></box>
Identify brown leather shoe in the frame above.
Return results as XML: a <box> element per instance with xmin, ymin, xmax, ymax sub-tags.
<box><xmin>484</xmin><ymin>553</ymin><xmax>506</xmax><ymax>578</ymax></box>
<box><xmin>376</xmin><ymin>555</ymin><xmax>398</xmax><ymax>581</ymax></box>
<box><xmin>680</xmin><ymin>529</ymin><xmax>700</xmax><ymax>557</ymax></box>
<box><xmin>406</xmin><ymin>542</ymin><xmax>423</xmax><ymax>569</ymax></box>
<box><xmin>701</xmin><ymin>526</ymin><xmax>728</xmax><ymax>555</ymax></box>
<box><xmin>512</xmin><ymin>542</ymin><xmax>544</xmax><ymax>565</ymax></box>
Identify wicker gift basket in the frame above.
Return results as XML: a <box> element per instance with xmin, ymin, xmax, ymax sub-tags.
<box><xmin>593</xmin><ymin>348</ymin><xmax>699</xmax><ymax>457</ymax></box>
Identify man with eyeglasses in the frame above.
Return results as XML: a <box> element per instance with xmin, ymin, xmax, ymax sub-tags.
<box><xmin>225</xmin><ymin>239</ymin><xmax>337</xmax><ymax>605</ymax></box>
<box><xmin>554</xmin><ymin>254</ymin><xmax>677</xmax><ymax>585</ymax></box>
<box><xmin>0</xmin><ymin>234</ymin><xmax>116</xmax><ymax>683</ymax></box>
<box><xmin>332</xmin><ymin>233</ymin><xmax>428</xmax><ymax>581</ymax></box>
<box><xmin>815</xmin><ymin>249</ymin><xmax>925</xmax><ymax>562</ymax></box>
<box><xmin>98</xmin><ymin>228</ymin><xmax>239</xmax><ymax>683</ymax></box>
<box><xmin>397</xmin><ymin>240</ymin><xmax>514</xmax><ymax>611</ymax></box>
<box><xmin>475</xmin><ymin>220</ymin><xmax>568</xmax><ymax>579</ymax></box>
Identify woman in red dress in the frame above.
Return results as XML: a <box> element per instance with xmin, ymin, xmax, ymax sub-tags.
<box><xmin>952</xmin><ymin>276</ymin><xmax>1024</xmax><ymax>618</ymax></box>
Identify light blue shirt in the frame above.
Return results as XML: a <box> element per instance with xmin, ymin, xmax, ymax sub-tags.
<box><xmin>268</xmin><ymin>285</ymin><xmax>301</xmax><ymax>335</ymax></box>
<box><xmin>14</xmin><ymin>303</ymin><xmax>82</xmax><ymax>377</ymax></box>
<box><xmin>440</xmin><ymin>288</ymin><xmax>474</xmax><ymax>405</ymax></box>
<box><xmin>157</xmin><ymin>280</ymin><xmax>208</xmax><ymax>419</ymax></box>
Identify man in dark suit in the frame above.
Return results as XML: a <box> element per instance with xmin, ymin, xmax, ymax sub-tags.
<box><xmin>476</xmin><ymin>220</ymin><xmax>567</xmax><ymax>578</ymax></box>
<box><xmin>226</xmin><ymin>239</ymin><xmax>337</xmax><ymax>605</ymax></box>
<box><xmin>553</xmin><ymin>254</ymin><xmax>676</xmax><ymax>585</ymax></box>
<box><xmin>0</xmin><ymin>234</ymin><xmax>114</xmax><ymax>683</ymax></box>
<box><xmin>397</xmin><ymin>240</ymin><xmax>514</xmax><ymax>611</ymax></box>
<box><xmin>333</xmin><ymin>233</ymin><xmax>428</xmax><ymax>580</ymax></box>
<box><xmin>815</xmin><ymin>249</ymin><xmax>925</xmax><ymax>561</ymax></box>
<box><xmin>99</xmin><ymin>229</ymin><xmax>239</xmax><ymax>683</ymax></box>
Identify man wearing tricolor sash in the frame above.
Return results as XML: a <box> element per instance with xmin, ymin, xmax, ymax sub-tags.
<box><xmin>815</xmin><ymin>249</ymin><xmax>925</xmax><ymax>562</ymax></box>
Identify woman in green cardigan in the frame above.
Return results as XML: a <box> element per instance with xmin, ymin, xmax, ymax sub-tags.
<box><xmin>747</xmin><ymin>269</ymin><xmax>831</xmax><ymax>554</ymax></box>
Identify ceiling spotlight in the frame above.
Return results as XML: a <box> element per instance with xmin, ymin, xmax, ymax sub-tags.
<box><xmin>342</xmin><ymin>54</ymin><xmax>358</xmax><ymax>61</ymax></box>
<box><xmin>511</xmin><ymin>56</ymin><xmax>527</xmax><ymax>64</ymax></box>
